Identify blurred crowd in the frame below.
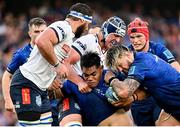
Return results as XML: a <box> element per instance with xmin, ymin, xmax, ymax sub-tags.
<box><xmin>0</xmin><ymin>0</ymin><xmax>179</xmax><ymax>125</ymax></box>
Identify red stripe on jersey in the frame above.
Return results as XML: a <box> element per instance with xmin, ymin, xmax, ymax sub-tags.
<box><xmin>22</xmin><ymin>88</ymin><xmax>31</xmax><ymax>104</ymax></box>
<box><xmin>63</xmin><ymin>98</ymin><xmax>70</xmax><ymax>111</ymax></box>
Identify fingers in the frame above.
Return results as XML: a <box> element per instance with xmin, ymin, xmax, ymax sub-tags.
<box><xmin>5</xmin><ymin>104</ymin><xmax>14</xmax><ymax>112</ymax></box>
<box><xmin>48</xmin><ymin>78</ymin><xmax>62</xmax><ymax>90</ymax></box>
<box><xmin>79</xmin><ymin>87</ymin><xmax>92</xmax><ymax>93</ymax></box>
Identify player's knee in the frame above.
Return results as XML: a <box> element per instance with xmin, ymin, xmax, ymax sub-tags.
<box><xmin>59</xmin><ymin>114</ymin><xmax>82</xmax><ymax>126</ymax></box>
<box><xmin>40</xmin><ymin>111</ymin><xmax>53</xmax><ymax>126</ymax></box>
<box><xmin>63</xmin><ymin>121</ymin><xmax>82</xmax><ymax>127</ymax></box>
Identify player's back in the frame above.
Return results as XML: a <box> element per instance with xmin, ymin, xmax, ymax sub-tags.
<box><xmin>131</xmin><ymin>52</ymin><xmax>180</xmax><ymax>115</ymax></box>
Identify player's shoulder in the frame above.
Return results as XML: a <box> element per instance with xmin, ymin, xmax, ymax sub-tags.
<box><xmin>49</xmin><ymin>21</ymin><xmax>71</xmax><ymax>33</ymax></box>
<box><xmin>79</xmin><ymin>34</ymin><xmax>96</xmax><ymax>41</ymax></box>
<box><xmin>75</xmin><ymin>34</ymin><xmax>96</xmax><ymax>44</ymax></box>
<box><xmin>149</xmin><ymin>41</ymin><xmax>165</xmax><ymax>49</ymax></box>
<box><xmin>136</xmin><ymin>52</ymin><xmax>152</xmax><ymax>59</ymax></box>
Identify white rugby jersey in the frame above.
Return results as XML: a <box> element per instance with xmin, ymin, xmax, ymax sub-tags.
<box><xmin>20</xmin><ymin>21</ymin><xmax>74</xmax><ymax>91</ymax></box>
<box><xmin>72</xmin><ymin>34</ymin><xmax>104</xmax><ymax>75</ymax></box>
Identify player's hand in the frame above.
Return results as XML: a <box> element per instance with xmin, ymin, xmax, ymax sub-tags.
<box><xmin>55</xmin><ymin>63</ymin><xmax>69</xmax><ymax>79</ymax></box>
<box><xmin>105</xmin><ymin>87</ymin><xmax>120</xmax><ymax>103</ymax></box>
<box><xmin>111</xmin><ymin>96</ymin><xmax>134</xmax><ymax>107</ymax></box>
<box><xmin>78</xmin><ymin>82</ymin><xmax>92</xmax><ymax>93</ymax></box>
<box><xmin>5</xmin><ymin>98</ymin><xmax>15</xmax><ymax>113</ymax></box>
<box><xmin>104</xmin><ymin>71</ymin><xmax>116</xmax><ymax>84</ymax></box>
<box><xmin>48</xmin><ymin>77</ymin><xmax>63</xmax><ymax>90</ymax></box>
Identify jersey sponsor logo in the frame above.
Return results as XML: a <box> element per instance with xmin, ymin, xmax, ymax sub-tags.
<box><xmin>76</xmin><ymin>41</ymin><xmax>87</xmax><ymax>51</ymax></box>
<box><xmin>14</xmin><ymin>101</ymin><xmax>20</xmax><ymax>108</ymax></box>
<box><xmin>57</xmin><ymin>26</ymin><xmax>65</xmax><ymax>40</ymax></box>
<box><xmin>163</xmin><ymin>50</ymin><xmax>173</xmax><ymax>59</ymax></box>
<box><xmin>62</xmin><ymin>98</ymin><xmax>70</xmax><ymax>111</ymax></box>
<box><xmin>22</xmin><ymin>88</ymin><xmax>31</xmax><ymax>104</ymax></box>
<box><xmin>36</xmin><ymin>95</ymin><xmax>42</xmax><ymax>107</ymax></box>
<box><xmin>129</xmin><ymin>66</ymin><xmax>136</xmax><ymax>75</ymax></box>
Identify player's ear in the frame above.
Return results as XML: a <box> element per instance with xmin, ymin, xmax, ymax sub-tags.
<box><xmin>28</xmin><ymin>30</ymin><xmax>31</xmax><ymax>37</ymax></box>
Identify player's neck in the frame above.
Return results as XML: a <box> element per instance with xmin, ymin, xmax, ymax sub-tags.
<box><xmin>142</xmin><ymin>41</ymin><xmax>149</xmax><ymax>52</ymax></box>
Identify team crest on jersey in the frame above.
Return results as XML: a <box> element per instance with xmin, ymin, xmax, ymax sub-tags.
<box><xmin>129</xmin><ymin>66</ymin><xmax>136</xmax><ymax>75</ymax></box>
<box><xmin>36</xmin><ymin>95</ymin><xmax>42</xmax><ymax>107</ymax></box>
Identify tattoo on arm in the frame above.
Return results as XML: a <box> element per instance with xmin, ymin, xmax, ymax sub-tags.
<box><xmin>123</xmin><ymin>78</ymin><xmax>140</xmax><ymax>96</ymax></box>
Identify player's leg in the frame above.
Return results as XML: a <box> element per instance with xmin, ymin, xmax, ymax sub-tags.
<box><xmin>131</xmin><ymin>96</ymin><xmax>161</xmax><ymax>126</ymax></box>
<box><xmin>10</xmin><ymin>85</ymin><xmax>42</xmax><ymax>126</ymax></box>
<box><xmin>156</xmin><ymin>110</ymin><xmax>180</xmax><ymax>126</ymax></box>
<box><xmin>98</xmin><ymin>108</ymin><xmax>133</xmax><ymax>126</ymax></box>
<box><xmin>40</xmin><ymin>90</ymin><xmax>53</xmax><ymax>127</ymax></box>
<box><xmin>10</xmin><ymin>70</ymin><xmax>52</xmax><ymax>126</ymax></box>
<box><xmin>59</xmin><ymin>96</ymin><xmax>82</xmax><ymax>126</ymax></box>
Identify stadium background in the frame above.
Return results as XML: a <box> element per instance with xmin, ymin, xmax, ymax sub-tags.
<box><xmin>0</xmin><ymin>0</ymin><xmax>179</xmax><ymax>125</ymax></box>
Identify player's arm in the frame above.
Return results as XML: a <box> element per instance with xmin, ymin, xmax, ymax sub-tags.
<box><xmin>35</xmin><ymin>28</ymin><xmax>59</xmax><ymax>66</ymax></box>
<box><xmin>170</xmin><ymin>61</ymin><xmax>180</xmax><ymax>72</ymax></box>
<box><xmin>110</xmin><ymin>78</ymin><xmax>140</xmax><ymax>99</ymax></box>
<box><xmin>64</xmin><ymin>48</ymin><xmax>91</xmax><ymax>93</ymax></box>
<box><xmin>2</xmin><ymin>70</ymin><xmax>14</xmax><ymax>112</ymax></box>
<box><xmin>158</xmin><ymin>44</ymin><xmax>180</xmax><ymax>72</ymax></box>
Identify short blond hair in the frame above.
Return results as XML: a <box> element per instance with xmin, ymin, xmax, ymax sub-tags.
<box><xmin>106</xmin><ymin>44</ymin><xmax>129</xmax><ymax>70</ymax></box>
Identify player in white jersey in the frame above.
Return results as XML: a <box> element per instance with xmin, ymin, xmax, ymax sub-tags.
<box><xmin>10</xmin><ymin>3</ymin><xmax>92</xmax><ymax>127</ymax></box>
<box><xmin>59</xmin><ymin>16</ymin><xmax>127</xmax><ymax>126</ymax></box>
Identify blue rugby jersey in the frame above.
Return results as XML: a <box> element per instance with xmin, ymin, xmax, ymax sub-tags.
<box><xmin>62</xmin><ymin>70</ymin><xmax>119</xmax><ymax>126</ymax></box>
<box><xmin>128</xmin><ymin>52</ymin><xmax>180</xmax><ymax>116</ymax></box>
<box><xmin>7</xmin><ymin>43</ymin><xmax>32</xmax><ymax>74</ymax></box>
<box><xmin>128</xmin><ymin>41</ymin><xmax>175</xmax><ymax>63</ymax></box>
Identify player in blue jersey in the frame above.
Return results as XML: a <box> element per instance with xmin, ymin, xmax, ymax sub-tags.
<box><xmin>59</xmin><ymin>52</ymin><xmax>133</xmax><ymax>126</ymax></box>
<box><xmin>2</xmin><ymin>17</ymin><xmax>47</xmax><ymax>113</ymax></box>
<box><xmin>105</xmin><ymin>44</ymin><xmax>180</xmax><ymax>125</ymax></box>
<box><xmin>127</xmin><ymin>18</ymin><xmax>180</xmax><ymax>126</ymax></box>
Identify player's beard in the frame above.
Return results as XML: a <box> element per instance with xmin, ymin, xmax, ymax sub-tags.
<box><xmin>75</xmin><ymin>24</ymin><xmax>86</xmax><ymax>38</ymax></box>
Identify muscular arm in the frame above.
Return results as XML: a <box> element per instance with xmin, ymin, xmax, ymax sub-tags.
<box><xmin>35</xmin><ymin>28</ymin><xmax>59</xmax><ymax>66</ymax></box>
<box><xmin>170</xmin><ymin>61</ymin><xmax>180</xmax><ymax>72</ymax></box>
<box><xmin>64</xmin><ymin>48</ymin><xmax>91</xmax><ymax>92</ymax></box>
<box><xmin>2</xmin><ymin>70</ymin><xmax>14</xmax><ymax>112</ymax></box>
<box><xmin>110</xmin><ymin>78</ymin><xmax>140</xmax><ymax>98</ymax></box>
<box><xmin>2</xmin><ymin>71</ymin><xmax>12</xmax><ymax>100</ymax></box>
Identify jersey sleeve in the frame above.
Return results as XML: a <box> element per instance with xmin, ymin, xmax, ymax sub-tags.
<box><xmin>49</xmin><ymin>22</ymin><xmax>67</xmax><ymax>43</ymax></box>
<box><xmin>7</xmin><ymin>51</ymin><xmax>22</xmax><ymax>74</ymax></box>
<box><xmin>127</xmin><ymin>62</ymin><xmax>147</xmax><ymax>83</ymax></box>
<box><xmin>62</xmin><ymin>80</ymin><xmax>78</xmax><ymax>96</ymax></box>
<box><xmin>156</xmin><ymin>43</ymin><xmax>175</xmax><ymax>63</ymax></box>
<box><xmin>72</xmin><ymin>39</ymin><xmax>87</xmax><ymax>56</ymax></box>
<box><xmin>72</xmin><ymin>36</ymin><xmax>92</xmax><ymax>56</ymax></box>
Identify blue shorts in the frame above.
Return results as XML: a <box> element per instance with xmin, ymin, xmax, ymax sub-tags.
<box><xmin>10</xmin><ymin>69</ymin><xmax>51</xmax><ymax>114</ymax></box>
<box><xmin>58</xmin><ymin>96</ymin><xmax>81</xmax><ymax>122</ymax></box>
<box><xmin>131</xmin><ymin>96</ymin><xmax>161</xmax><ymax>126</ymax></box>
